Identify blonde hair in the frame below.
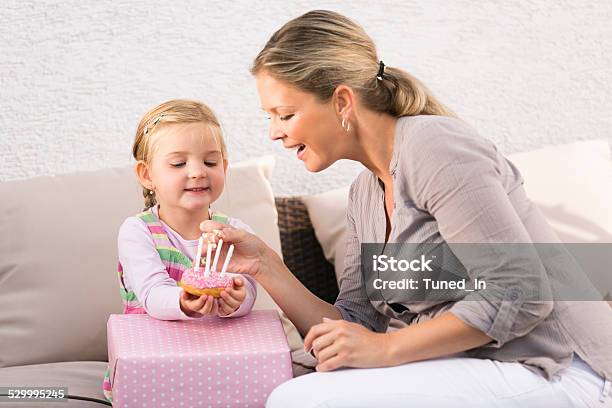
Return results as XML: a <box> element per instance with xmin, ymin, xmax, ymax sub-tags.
<box><xmin>133</xmin><ymin>99</ymin><xmax>228</xmax><ymax>210</ymax></box>
<box><xmin>251</xmin><ymin>10</ymin><xmax>455</xmax><ymax>118</ymax></box>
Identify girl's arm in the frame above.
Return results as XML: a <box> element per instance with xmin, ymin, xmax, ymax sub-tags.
<box><xmin>119</xmin><ymin>217</ymin><xmax>199</xmax><ymax>320</ymax></box>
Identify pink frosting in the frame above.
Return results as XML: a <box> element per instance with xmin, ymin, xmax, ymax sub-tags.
<box><xmin>181</xmin><ymin>268</ymin><xmax>233</xmax><ymax>289</ymax></box>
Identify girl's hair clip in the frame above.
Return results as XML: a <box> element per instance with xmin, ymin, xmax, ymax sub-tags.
<box><xmin>144</xmin><ymin>114</ymin><xmax>165</xmax><ymax>135</ymax></box>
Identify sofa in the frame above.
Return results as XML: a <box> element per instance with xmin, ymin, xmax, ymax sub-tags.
<box><xmin>1</xmin><ymin>140</ymin><xmax>610</xmax><ymax>407</ymax></box>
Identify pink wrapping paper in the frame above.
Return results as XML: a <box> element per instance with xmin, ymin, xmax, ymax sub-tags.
<box><xmin>107</xmin><ymin>310</ymin><xmax>293</xmax><ymax>408</ymax></box>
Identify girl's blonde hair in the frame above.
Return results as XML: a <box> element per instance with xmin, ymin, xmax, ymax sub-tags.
<box><xmin>251</xmin><ymin>10</ymin><xmax>455</xmax><ymax>118</ymax></box>
<box><xmin>133</xmin><ymin>99</ymin><xmax>228</xmax><ymax>210</ymax></box>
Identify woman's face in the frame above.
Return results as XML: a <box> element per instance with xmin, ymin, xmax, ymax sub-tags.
<box><xmin>255</xmin><ymin>71</ymin><xmax>346</xmax><ymax>172</ymax></box>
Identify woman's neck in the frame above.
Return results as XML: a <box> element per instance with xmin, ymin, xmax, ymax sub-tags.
<box><xmin>350</xmin><ymin>111</ymin><xmax>397</xmax><ymax>183</ymax></box>
<box><xmin>157</xmin><ymin>205</ymin><xmax>210</xmax><ymax>240</ymax></box>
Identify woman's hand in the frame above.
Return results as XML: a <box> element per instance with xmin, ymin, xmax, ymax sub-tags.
<box><xmin>217</xmin><ymin>277</ymin><xmax>247</xmax><ymax>316</ymax></box>
<box><xmin>179</xmin><ymin>291</ymin><xmax>219</xmax><ymax>317</ymax></box>
<box><xmin>303</xmin><ymin>317</ymin><xmax>394</xmax><ymax>372</ymax></box>
<box><xmin>200</xmin><ymin>220</ymin><xmax>272</xmax><ymax>280</ymax></box>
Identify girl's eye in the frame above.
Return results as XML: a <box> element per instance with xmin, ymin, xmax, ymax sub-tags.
<box><xmin>170</xmin><ymin>162</ymin><xmax>186</xmax><ymax>168</ymax></box>
<box><xmin>279</xmin><ymin>114</ymin><xmax>294</xmax><ymax>121</ymax></box>
<box><xmin>205</xmin><ymin>161</ymin><xmax>217</xmax><ymax>167</ymax></box>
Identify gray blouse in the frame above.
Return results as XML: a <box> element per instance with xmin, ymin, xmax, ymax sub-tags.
<box><xmin>334</xmin><ymin>115</ymin><xmax>612</xmax><ymax>381</ymax></box>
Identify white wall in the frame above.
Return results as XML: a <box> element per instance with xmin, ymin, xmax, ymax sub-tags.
<box><xmin>2</xmin><ymin>1</ymin><xmax>611</xmax><ymax>195</ymax></box>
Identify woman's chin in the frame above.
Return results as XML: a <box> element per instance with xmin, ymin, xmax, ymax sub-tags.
<box><xmin>301</xmin><ymin>152</ymin><xmax>335</xmax><ymax>173</ymax></box>
<box><xmin>304</xmin><ymin>159</ymin><xmax>333</xmax><ymax>173</ymax></box>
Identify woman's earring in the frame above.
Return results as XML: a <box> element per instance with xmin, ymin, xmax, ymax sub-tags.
<box><xmin>149</xmin><ymin>189</ymin><xmax>154</xmax><ymax>195</ymax></box>
<box><xmin>341</xmin><ymin>118</ymin><xmax>351</xmax><ymax>133</ymax></box>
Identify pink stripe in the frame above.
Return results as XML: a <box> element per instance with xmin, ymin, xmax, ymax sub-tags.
<box><xmin>147</xmin><ymin>225</ymin><xmax>165</xmax><ymax>234</ymax></box>
<box><xmin>166</xmin><ymin>265</ymin><xmax>184</xmax><ymax>281</ymax></box>
<box><xmin>102</xmin><ymin>381</ymin><xmax>112</xmax><ymax>391</ymax></box>
<box><xmin>124</xmin><ymin>306</ymin><xmax>146</xmax><ymax>314</ymax></box>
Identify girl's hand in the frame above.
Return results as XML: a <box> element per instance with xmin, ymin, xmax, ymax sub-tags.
<box><xmin>217</xmin><ymin>277</ymin><xmax>247</xmax><ymax>316</ymax></box>
<box><xmin>303</xmin><ymin>317</ymin><xmax>394</xmax><ymax>372</ymax></box>
<box><xmin>180</xmin><ymin>291</ymin><xmax>219</xmax><ymax>317</ymax></box>
<box><xmin>200</xmin><ymin>220</ymin><xmax>271</xmax><ymax>279</ymax></box>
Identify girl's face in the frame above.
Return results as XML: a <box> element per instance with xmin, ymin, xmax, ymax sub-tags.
<box><xmin>255</xmin><ymin>71</ymin><xmax>347</xmax><ymax>172</ymax></box>
<box><xmin>143</xmin><ymin>122</ymin><xmax>227</xmax><ymax>214</ymax></box>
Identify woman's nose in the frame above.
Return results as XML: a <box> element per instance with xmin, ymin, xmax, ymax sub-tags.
<box><xmin>269</xmin><ymin>121</ymin><xmax>285</xmax><ymax>141</ymax></box>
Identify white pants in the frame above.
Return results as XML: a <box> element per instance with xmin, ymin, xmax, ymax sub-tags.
<box><xmin>267</xmin><ymin>355</ymin><xmax>611</xmax><ymax>408</ymax></box>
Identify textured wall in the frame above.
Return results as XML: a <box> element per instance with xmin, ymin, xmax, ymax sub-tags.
<box><xmin>2</xmin><ymin>1</ymin><xmax>611</xmax><ymax>195</ymax></box>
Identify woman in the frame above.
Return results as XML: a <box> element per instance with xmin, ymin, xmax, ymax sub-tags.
<box><xmin>202</xmin><ymin>10</ymin><xmax>612</xmax><ymax>407</ymax></box>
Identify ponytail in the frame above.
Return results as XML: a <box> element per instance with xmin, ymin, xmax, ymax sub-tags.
<box><xmin>252</xmin><ymin>10</ymin><xmax>455</xmax><ymax>119</ymax></box>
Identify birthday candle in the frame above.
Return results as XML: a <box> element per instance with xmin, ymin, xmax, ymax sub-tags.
<box><xmin>203</xmin><ymin>242</ymin><xmax>213</xmax><ymax>278</ymax></box>
<box><xmin>211</xmin><ymin>239</ymin><xmax>223</xmax><ymax>273</ymax></box>
<box><xmin>194</xmin><ymin>235</ymin><xmax>204</xmax><ymax>273</ymax></box>
<box><xmin>220</xmin><ymin>244</ymin><xmax>234</xmax><ymax>277</ymax></box>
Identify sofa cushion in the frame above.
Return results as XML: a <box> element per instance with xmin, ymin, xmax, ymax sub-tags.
<box><xmin>508</xmin><ymin>139</ymin><xmax>612</xmax><ymax>243</ymax></box>
<box><xmin>0</xmin><ymin>155</ymin><xmax>302</xmax><ymax>368</ymax></box>
<box><xmin>301</xmin><ymin>188</ymin><xmax>349</xmax><ymax>284</ymax></box>
<box><xmin>303</xmin><ymin>139</ymin><xmax>612</xmax><ymax>282</ymax></box>
<box><xmin>0</xmin><ymin>361</ymin><xmax>109</xmax><ymax>407</ymax></box>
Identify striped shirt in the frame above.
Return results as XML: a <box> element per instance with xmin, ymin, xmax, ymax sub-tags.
<box><xmin>334</xmin><ymin>114</ymin><xmax>612</xmax><ymax>381</ymax></box>
<box><xmin>118</xmin><ymin>205</ymin><xmax>257</xmax><ymax>320</ymax></box>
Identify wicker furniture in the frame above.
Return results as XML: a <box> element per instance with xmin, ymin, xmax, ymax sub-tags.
<box><xmin>275</xmin><ymin>197</ymin><xmax>340</xmax><ymax>304</ymax></box>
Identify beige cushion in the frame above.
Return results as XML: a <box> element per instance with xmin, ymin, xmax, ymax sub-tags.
<box><xmin>301</xmin><ymin>187</ymin><xmax>350</xmax><ymax>284</ymax></box>
<box><xmin>303</xmin><ymin>139</ymin><xmax>612</xmax><ymax>280</ymax></box>
<box><xmin>510</xmin><ymin>140</ymin><xmax>612</xmax><ymax>302</ymax></box>
<box><xmin>0</xmin><ymin>155</ymin><xmax>301</xmax><ymax>368</ymax></box>
<box><xmin>508</xmin><ymin>139</ymin><xmax>612</xmax><ymax>243</ymax></box>
<box><xmin>0</xmin><ymin>361</ymin><xmax>108</xmax><ymax>407</ymax></box>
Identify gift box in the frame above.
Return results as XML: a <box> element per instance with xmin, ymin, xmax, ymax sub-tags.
<box><xmin>107</xmin><ymin>310</ymin><xmax>293</xmax><ymax>408</ymax></box>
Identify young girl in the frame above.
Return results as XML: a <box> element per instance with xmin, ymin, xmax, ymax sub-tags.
<box><xmin>103</xmin><ymin>99</ymin><xmax>257</xmax><ymax>402</ymax></box>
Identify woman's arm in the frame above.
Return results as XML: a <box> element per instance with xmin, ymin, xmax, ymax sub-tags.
<box><xmin>258</xmin><ymin>246</ymin><xmax>342</xmax><ymax>334</ymax></box>
<box><xmin>405</xmin><ymin>120</ymin><xmax>553</xmax><ymax>347</ymax></box>
<box><xmin>386</xmin><ymin>311</ymin><xmax>491</xmax><ymax>364</ymax></box>
<box><xmin>307</xmin><ymin>119</ymin><xmax>553</xmax><ymax>371</ymax></box>
<box><xmin>304</xmin><ymin>311</ymin><xmax>491</xmax><ymax>371</ymax></box>
<box><xmin>201</xmin><ymin>183</ymin><xmax>389</xmax><ymax>335</ymax></box>
<box><xmin>199</xmin><ymin>222</ymin><xmax>341</xmax><ymax>335</ymax></box>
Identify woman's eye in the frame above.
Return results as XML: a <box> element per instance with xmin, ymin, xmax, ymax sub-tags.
<box><xmin>170</xmin><ymin>162</ymin><xmax>186</xmax><ymax>168</ymax></box>
<box><xmin>279</xmin><ymin>114</ymin><xmax>294</xmax><ymax>121</ymax></box>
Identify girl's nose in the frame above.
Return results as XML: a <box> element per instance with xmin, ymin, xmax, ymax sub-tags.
<box><xmin>188</xmin><ymin>163</ymin><xmax>207</xmax><ymax>178</ymax></box>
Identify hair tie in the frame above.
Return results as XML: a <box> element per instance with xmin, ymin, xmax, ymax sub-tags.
<box><xmin>376</xmin><ymin>60</ymin><xmax>386</xmax><ymax>80</ymax></box>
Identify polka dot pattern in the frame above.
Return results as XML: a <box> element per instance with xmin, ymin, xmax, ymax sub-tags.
<box><xmin>107</xmin><ymin>310</ymin><xmax>293</xmax><ymax>408</ymax></box>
